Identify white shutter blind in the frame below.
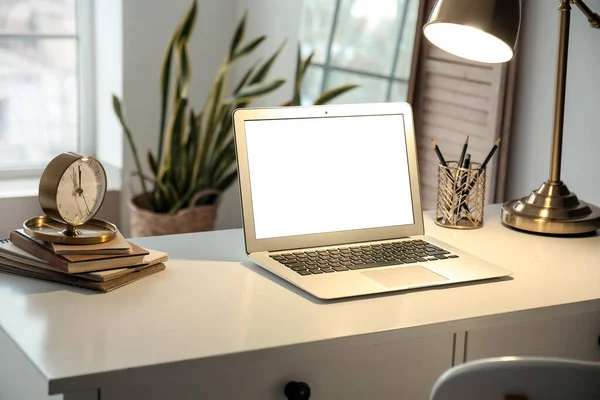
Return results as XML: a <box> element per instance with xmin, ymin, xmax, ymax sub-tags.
<box><xmin>413</xmin><ymin>40</ymin><xmax>507</xmax><ymax>210</ymax></box>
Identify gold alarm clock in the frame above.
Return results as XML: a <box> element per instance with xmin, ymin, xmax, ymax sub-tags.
<box><xmin>23</xmin><ymin>152</ymin><xmax>118</xmax><ymax>244</ymax></box>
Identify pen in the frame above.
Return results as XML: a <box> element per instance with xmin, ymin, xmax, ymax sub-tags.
<box><xmin>480</xmin><ymin>138</ymin><xmax>501</xmax><ymax>171</ymax></box>
<box><xmin>464</xmin><ymin>138</ymin><xmax>502</xmax><ymax>198</ymax></box>
<box><xmin>455</xmin><ymin>136</ymin><xmax>469</xmax><ymax>186</ymax></box>
<box><xmin>431</xmin><ymin>139</ymin><xmax>448</xmax><ymax>167</ymax></box>
<box><xmin>456</xmin><ymin>153</ymin><xmax>471</xmax><ymax>217</ymax></box>
<box><xmin>456</xmin><ymin>136</ymin><xmax>469</xmax><ymax>179</ymax></box>
<box><xmin>431</xmin><ymin>139</ymin><xmax>454</xmax><ymax>183</ymax></box>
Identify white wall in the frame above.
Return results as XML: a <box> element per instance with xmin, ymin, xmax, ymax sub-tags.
<box><xmin>507</xmin><ymin>0</ymin><xmax>600</xmax><ymax>205</ymax></box>
<box><xmin>95</xmin><ymin>0</ymin><xmax>123</xmax><ymax>169</ymax></box>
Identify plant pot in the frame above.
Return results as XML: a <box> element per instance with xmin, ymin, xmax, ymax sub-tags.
<box><xmin>128</xmin><ymin>194</ymin><xmax>218</xmax><ymax>237</ymax></box>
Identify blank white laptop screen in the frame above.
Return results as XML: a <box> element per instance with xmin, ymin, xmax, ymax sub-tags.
<box><xmin>244</xmin><ymin>114</ymin><xmax>414</xmax><ymax>240</ymax></box>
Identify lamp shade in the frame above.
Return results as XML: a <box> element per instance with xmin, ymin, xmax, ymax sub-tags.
<box><xmin>423</xmin><ymin>0</ymin><xmax>521</xmax><ymax>63</ymax></box>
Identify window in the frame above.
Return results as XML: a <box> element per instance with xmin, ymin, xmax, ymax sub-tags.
<box><xmin>298</xmin><ymin>0</ymin><xmax>420</xmax><ymax>105</ymax></box>
<box><xmin>0</xmin><ymin>0</ymin><xmax>92</xmax><ymax>173</ymax></box>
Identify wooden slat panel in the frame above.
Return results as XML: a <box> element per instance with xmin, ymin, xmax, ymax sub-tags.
<box><xmin>421</xmin><ymin>112</ymin><xmax>490</xmax><ymax>138</ymax></box>
<box><xmin>423</xmin><ymin>100</ymin><xmax>489</xmax><ymax>125</ymax></box>
<box><xmin>425</xmin><ymin>59</ymin><xmax>494</xmax><ymax>83</ymax></box>
<box><xmin>413</xmin><ymin>6</ymin><xmax>507</xmax><ymax>211</ymax></box>
<box><xmin>428</xmin><ymin>45</ymin><xmax>495</xmax><ymax>71</ymax></box>
<box><xmin>423</xmin><ymin>85</ymin><xmax>491</xmax><ymax>111</ymax></box>
<box><xmin>421</xmin><ymin>124</ymin><xmax>491</xmax><ymax>149</ymax></box>
<box><xmin>426</xmin><ymin>74</ymin><xmax>491</xmax><ymax>98</ymax></box>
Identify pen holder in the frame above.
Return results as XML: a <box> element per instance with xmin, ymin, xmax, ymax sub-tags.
<box><xmin>435</xmin><ymin>161</ymin><xmax>486</xmax><ymax>229</ymax></box>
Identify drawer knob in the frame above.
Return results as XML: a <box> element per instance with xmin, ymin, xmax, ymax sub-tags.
<box><xmin>284</xmin><ymin>381</ymin><xmax>311</xmax><ymax>400</ymax></box>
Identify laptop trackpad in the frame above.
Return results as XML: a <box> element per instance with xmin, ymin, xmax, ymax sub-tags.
<box><xmin>362</xmin><ymin>266</ymin><xmax>448</xmax><ymax>288</ymax></box>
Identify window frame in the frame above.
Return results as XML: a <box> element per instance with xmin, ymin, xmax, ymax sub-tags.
<box><xmin>304</xmin><ymin>0</ymin><xmax>415</xmax><ymax>104</ymax></box>
<box><xmin>0</xmin><ymin>0</ymin><xmax>95</xmax><ymax>179</ymax></box>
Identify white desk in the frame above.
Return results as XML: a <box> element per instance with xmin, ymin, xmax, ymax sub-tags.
<box><xmin>1</xmin><ymin>205</ymin><xmax>599</xmax><ymax>400</ymax></box>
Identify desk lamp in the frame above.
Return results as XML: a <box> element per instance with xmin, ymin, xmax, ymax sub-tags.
<box><xmin>422</xmin><ymin>0</ymin><xmax>600</xmax><ymax>235</ymax></box>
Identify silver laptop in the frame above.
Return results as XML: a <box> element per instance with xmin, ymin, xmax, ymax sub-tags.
<box><xmin>233</xmin><ymin>102</ymin><xmax>511</xmax><ymax>300</ymax></box>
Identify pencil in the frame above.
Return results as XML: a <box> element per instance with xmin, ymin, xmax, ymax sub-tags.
<box><xmin>464</xmin><ymin>138</ymin><xmax>502</xmax><ymax>199</ymax></box>
<box><xmin>431</xmin><ymin>139</ymin><xmax>449</xmax><ymax>167</ymax></box>
<box><xmin>480</xmin><ymin>138</ymin><xmax>501</xmax><ymax>170</ymax></box>
<box><xmin>457</xmin><ymin>136</ymin><xmax>469</xmax><ymax>171</ymax></box>
<box><xmin>455</xmin><ymin>136</ymin><xmax>469</xmax><ymax>181</ymax></box>
<box><xmin>456</xmin><ymin>154</ymin><xmax>471</xmax><ymax>216</ymax></box>
<box><xmin>431</xmin><ymin>139</ymin><xmax>454</xmax><ymax>184</ymax></box>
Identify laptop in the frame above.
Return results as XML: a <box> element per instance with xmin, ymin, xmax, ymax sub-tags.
<box><xmin>232</xmin><ymin>102</ymin><xmax>511</xmax><ymax>300</ymax></box>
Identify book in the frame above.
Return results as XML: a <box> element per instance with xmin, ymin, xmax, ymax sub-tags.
<box><xmin>50</xmin><ymin>231</ymin><xmax>132</xmax><ymax>255</ymax></box>
<box><xmin>9</xmin><ymin>230</ymin><xmax>150</xmax><ymax>274</ymax></box>
<box><xmin>0</xmin><ymin>243</ymin><xmax>167</xmax><ymax>282</ymax></box>
<box><xmin>0</xmin><ymin>260</ymin><xmax>166</xmax><ymax>292</ymax></box>
<box><xmin>75</xmin><ymin>249</ymin><xmax>168</xmax><ymax>281</ymax></box>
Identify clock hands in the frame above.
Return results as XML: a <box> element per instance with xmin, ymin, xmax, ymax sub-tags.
<box><xmin>74</xmin><ymin>164</ymin><xmax>91</xmax><ymax>217</ymax></box>
<box><xmin>78</xmin><ymin>164</ymin><xmax>82</xmax><ymax>192</ymax></box>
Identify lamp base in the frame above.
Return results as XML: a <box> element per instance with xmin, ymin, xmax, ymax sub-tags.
<box><xmin>501</xmin><ymin>180</ymin><xmax>600</xmax><ymax>235</ymax></box>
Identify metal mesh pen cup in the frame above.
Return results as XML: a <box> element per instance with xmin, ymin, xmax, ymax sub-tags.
<box><xmin>435</xmin><ymin>161</ymin><xmax>486</xmax><ymax>229</ymax></box>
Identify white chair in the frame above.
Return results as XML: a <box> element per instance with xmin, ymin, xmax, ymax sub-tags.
<box><xmin>430</xmin><ymin>356</ymin><xmax>600</xmax><ymax>400</ymax></box>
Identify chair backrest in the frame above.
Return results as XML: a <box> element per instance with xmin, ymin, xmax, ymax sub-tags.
<box><xmin>430</xmin><ymin>356</ymin><xmax>600</xmax><ymax>400</ymax></box>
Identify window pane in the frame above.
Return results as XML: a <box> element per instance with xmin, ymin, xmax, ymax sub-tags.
<box><xmin>324</xmin><ymin>71</ymin><xmax>387</xmax><ymax>104</ymax></box>
<box><xmin>389</xmin><ymin>80</ymin><xmax>408</xmax><ymax>102</ymax></box>
<box><xmin>0</xmin><ymin>38</ymin><xmax>78</xmax><ymax>169</ymax></box>
<box><xmin>299</xmin><ymin>0</ymin><xmax>337</xmax><ymax>64</ymax></box>
<box><xmin>301</xmin><ymin>65</ymin><xmax>325</xmax><ymax>106</ymax></box>
<box><xmin>330</xmin><ymin>0</ymin><xmax>407</xmax><ymax>76</ymax></box>
<box><xmin>0</xmin><ymin>0</ymin><xmax>76</xmax><ymax>35</ymax></box>
<box><xmin>394</xmin><ymin>0</ymin><xmax>419</xmax><ymax>80</ymax></box>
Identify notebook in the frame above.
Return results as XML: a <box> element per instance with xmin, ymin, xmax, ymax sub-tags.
<box><xmin>232</xmin><ymin>102</ymin><xmax>511</xmax><ymax>300</ymax></box>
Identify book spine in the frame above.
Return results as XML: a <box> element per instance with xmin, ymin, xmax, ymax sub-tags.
<box><xmin>9</xmin><ymin>231</ymin><xmax>69</xmax><ymax>272</ymax></box>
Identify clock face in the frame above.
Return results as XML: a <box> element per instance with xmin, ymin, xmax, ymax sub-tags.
<box><xmin>55</xmin><ymin>157</ymin><xmax>107</xmax><ymax>225</ymax></box>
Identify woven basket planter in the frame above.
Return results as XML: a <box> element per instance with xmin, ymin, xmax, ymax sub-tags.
<box><xmin>128</xmin><ymin>194</ymin><xmax>218</xmax><ymax>237</ymax></box>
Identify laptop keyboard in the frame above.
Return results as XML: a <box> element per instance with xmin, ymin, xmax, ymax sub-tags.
<box><xmin>269</xmin><ymin>239</ymin><xmax>459</xmax><ymax>276</ymax></box>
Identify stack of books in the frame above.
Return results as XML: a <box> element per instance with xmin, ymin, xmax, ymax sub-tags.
<box><xmin>0</xmin><ymin>230</ymin><xmax>167</xmax><ymax>292</ymax></box>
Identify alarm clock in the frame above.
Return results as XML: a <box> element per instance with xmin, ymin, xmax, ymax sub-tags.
<box><xmin>23</xmin><ymin>152</ymin><xmax>118</xmax><ymax>244</ymax></box>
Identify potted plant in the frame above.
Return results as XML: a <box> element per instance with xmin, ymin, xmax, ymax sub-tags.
<box><xmin>113</xmin><ymin>0</ymin><xmax>356</xmax><ymax>237</ymax></box>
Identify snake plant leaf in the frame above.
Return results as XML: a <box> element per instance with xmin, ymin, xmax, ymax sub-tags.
<box><xmin>168</xmin><ymin>177</ymin><xmax>211</xmax><ymax>213</ymax></box>
<box><xmin>176</xmin><ymin>44</ymin><xmax>191</xmax><ymax>99</ymax></box>
<box><xmin>234</xmin><ymin>59</ymin><xmax>260</xmax><ymax>94</ymax></box>
<box><xmin>191</xmin><ymin>111</ymin><xmax>204</xmax><ymax>184</ymax></box>
<box><xmin>215</xmin><ymin>168</ymin><xmax>238</xmax><ymax>192</ymax></box>
<box><xmin>229</xmin><ymin>10</ymin><xmax>247</xmax><ymax>62</ymax></box>
<box><xmin>299</xmin><ymin>51</ymin><xmax>314</xmax><ymax>82</ymax></box>
<box><xmin>212</xmin><ymin>145</ymin><xmax>236</xmax><ymax>184</ymax></box>
<box><xmin>313</xmin><ymin>84</ymin><xmax>358</xmax><ymax>105</ymax></box>
<box><xmin>158</xmin><ymin>39</ymin><xmax>175</xmax><ymax>165</ymax></box>
<box><xmin>112</xmin><ymin>94</ymin><xmax>150</xmax><ymax>201</ymax></box>
<box><xmin>290</xmin><ymin>45</ymin><xmax>303</xmax><ymax>106</ymax></box>
<box><xmin>232</xmin><ymin>36</ymin><xmax>266</xmax><ymax>62</ymax></box>
<box><xmin>158</xmin><ymin>0</ymin><xmax>195</xmax><ymax>164</ymax></box>
<box><xmin>147</xmin><ymin>150</ymin><xmax>158</xmax><ymax>177</ymax></box>
<box><xmin>229</xmin><ymin>79</ymin><xmax>285</xmax><ymax>103</ymax></box>
<box><xmin>175</xmin><ymin>0</ymin><xmax>197</xmax><ymax>46</ymax></box>
<box><xmin>249</xmin><ymin>39</ymin><xmax>286</xmax><ymax>85</ymax></box>
<box><xmin>205</xmin><ymin>72</ymin><xmax>225</xmax><ymax>146</ymax></box>
<box><xmin>159</xmin><ymin>97</ymin><xmax>188</xmax><ymax>183</ymax></box>
<box><xmin>168</xmin><ymin>98</ymin><xmax>188</xmax><ymax>191</ymax></box>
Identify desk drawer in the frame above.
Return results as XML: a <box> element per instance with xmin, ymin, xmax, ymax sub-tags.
<box><xmin>101</xmin><ymin>333</ymin><xmax>453</xmax><ymax>400</ymax></box>
<box><xmin>466</xmin><ymin>310</ymin><xmax>600</xmax><ymax>362</ymax></box>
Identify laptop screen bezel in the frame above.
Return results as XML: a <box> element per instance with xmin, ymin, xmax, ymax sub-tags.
<box><xmin>233</xmin><ymin>102</ymin><xmax>424</xmax><ymax>254</ymax></box>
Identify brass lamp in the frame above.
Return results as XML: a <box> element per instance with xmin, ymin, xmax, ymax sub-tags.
<box><xmin>423</xmin><ymin>0</ymin><xmax>600</xmax><ymax>235</ymax></box>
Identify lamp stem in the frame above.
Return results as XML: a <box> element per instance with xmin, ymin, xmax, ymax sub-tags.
<box><xmin>549</xmin><ymin>0</ymin><xmax>571</xmax><ymax>183</ymax></box>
